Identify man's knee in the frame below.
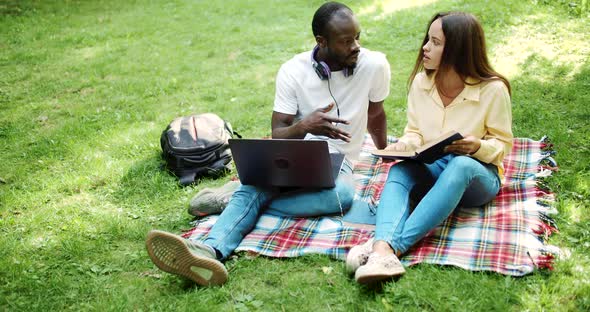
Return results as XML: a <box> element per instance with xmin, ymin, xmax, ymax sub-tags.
<box><xmin>235</xmin><ymin>184</ymin><xmax>265</xmax><ymax>195</ymax></box>
<box><xmin>232</xmin><ymin>184</ymin><xmax>272</xmax><ymax>205</ymax></box>
<box><xmin>335</xmin><ymin>174</ymin><xmax>355</xmax><ymax>211</ymax></box>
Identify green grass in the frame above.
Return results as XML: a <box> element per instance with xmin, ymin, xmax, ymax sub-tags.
<box><xmin>1</xmin><ymin>0</ymin><xmax>589</xmax><ymax>311</ymax></box>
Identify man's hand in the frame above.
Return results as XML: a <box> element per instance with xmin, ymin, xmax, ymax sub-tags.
<box><xmin>444</xmin><ymin>135</ymin><xmax>481</xmax><ymax>155</ymax></box>
<box><xmin>299</xmin><ymin>103</ymin><xmax>351</xmax><ymax>142</ymax></box>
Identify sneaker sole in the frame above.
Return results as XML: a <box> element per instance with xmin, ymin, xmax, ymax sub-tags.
<box><xmin>146</xmin><ymin>230</ymin><xmax>228</xmax><ymax>286</ymax></box>
<box><xmin>189</xmin><ymin>210</ymin><xmax>214</xmax><ymax>217</ymax></box>
<box><xmin>355</xmin><ymin>267</ymin><xmax>406</xmax><ymax>285</ymax></box>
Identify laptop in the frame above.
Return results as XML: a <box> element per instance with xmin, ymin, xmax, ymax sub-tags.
<box><xmin>228</xmin><ymin>139</ymin><xmax>345</xmax><ymax>188</ymax></box>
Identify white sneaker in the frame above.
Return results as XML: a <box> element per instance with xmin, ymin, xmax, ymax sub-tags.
<box><xmin>188</xmin><ymin>180</ymin><xmax>240</xmax><ymax>216</ymax></box>
<box><xmin>146</xmin><ymin>230</ymin><xmax>228</xmax><ymax>286</ymax></box>
<box><xmin>345</xmin><ymin>238</ymin><xmax>374</xmax><ymax>273</ymax></box>
<box><xmin>354</xmin><ymin>252</ymin><xmax>406</xmax><ymax>285</ymax></box>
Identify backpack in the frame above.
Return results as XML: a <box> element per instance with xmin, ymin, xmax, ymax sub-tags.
<box><xmin>160</xmin><ymin>113</ymin><xmax>238</xmax><ymax>186</ymax></box>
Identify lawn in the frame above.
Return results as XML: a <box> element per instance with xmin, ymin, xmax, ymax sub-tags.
<box><xmin>1</xmin><ymin>0</ymin><xmax>589</xmax><ymax>311</ymax></box>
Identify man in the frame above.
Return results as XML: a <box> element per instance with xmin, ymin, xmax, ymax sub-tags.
<box><xmin>146</xmin><ymin>1</ymin><xmax>390</xmax><ymax>286</ymax></box>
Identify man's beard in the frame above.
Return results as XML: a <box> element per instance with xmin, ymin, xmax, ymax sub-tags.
<box><xmin>326</xmin><ymin>47</ymin><xmax>357</xmax><ymax>68</ymax></box>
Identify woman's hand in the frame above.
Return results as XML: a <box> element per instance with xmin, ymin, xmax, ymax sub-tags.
<box><xmin>384</xmin><ymin>141</ymin><xmax>408</xmax><ymax>152</ymax></box>
<box><xmin>445</xmin><ymin>135</ymin><xmax>481</xmax><ymax>155</ymax></box>
<box><xmin>380</xmin><ymin>141</ymin><xmax>408</xmax><ymax>163</ymax></box>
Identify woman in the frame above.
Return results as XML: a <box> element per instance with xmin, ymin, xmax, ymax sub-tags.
<box><xmin>346</xmin><ymin>12</ymin><xmax>513</xmax><ymax>285</ymax></box>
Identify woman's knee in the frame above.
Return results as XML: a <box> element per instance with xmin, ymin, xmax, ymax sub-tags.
<box><xmin>443</xmin><ymin>156</ymin><xmax>499</xmax><ymax>198</ymax></box>
<box><xmin>441</xmin><ymin>156</ymin><xmax>480</xmax><ymax>181</ymax></box>
<box><xmin>447</xmin><ymin>156</ymin><xmax>481</xmax><ymax>173</ymax></box>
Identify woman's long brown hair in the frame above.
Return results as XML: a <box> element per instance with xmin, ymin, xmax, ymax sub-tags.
<box><xmin>408</xmin><ymin>12</ymin><xmax>511</xmax><ymax>96</ymax></box>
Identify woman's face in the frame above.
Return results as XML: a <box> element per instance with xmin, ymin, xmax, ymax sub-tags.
<box><xmin>422</xmin><ymin>18</ymin><xmax>445</xmax><ymax>70</ymax></box>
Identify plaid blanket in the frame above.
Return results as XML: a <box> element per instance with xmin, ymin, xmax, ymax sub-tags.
<box><xmin>183</xmin><ymin>135</ymin><xmax>559</xmax><ymax>276</ymax></box>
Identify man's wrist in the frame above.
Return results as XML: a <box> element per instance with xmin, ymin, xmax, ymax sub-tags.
<box><xmin>293</xmin><ymin>120</ymin><xmax>309</xmax><ymax>137</ymax></box>
<box><xmin>274</xmin><ymin>121</ymin><xmax>307</xmax><ymax>139</ymax></box>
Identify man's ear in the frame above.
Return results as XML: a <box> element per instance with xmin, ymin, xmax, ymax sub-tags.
<box><xmin>315</xmin><ymin>35</ymin><xmax>327</xmax><ymax>48</ymax></box>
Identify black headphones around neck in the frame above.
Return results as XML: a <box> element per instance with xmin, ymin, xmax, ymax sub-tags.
<box><xmin>311</xmin><ymin>45</ymin><xmax>354</xmax><ymax>80</ymax></box>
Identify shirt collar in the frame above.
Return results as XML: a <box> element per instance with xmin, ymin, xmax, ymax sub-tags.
<box><xmin>462</xmin><ymin>77</ymin><xmax>480</xmax><ymax>102</ymax></box>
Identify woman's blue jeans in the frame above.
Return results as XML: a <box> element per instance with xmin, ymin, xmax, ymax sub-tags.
<box><xmin>203</xmin><ymin>163</ymin><xmax>354</xmax><ymax>259</ymax></box>
<box><xmin>375</xmin><ymin>154</ymin><xmax>500</xmax><ymax>254</ymax></box>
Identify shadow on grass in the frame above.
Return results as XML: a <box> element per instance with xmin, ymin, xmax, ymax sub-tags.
<box><xmin>511</xmin><ymin>56</ymin><xmax>590</xmax><ymax>186</ymax></box>
<box><xmin>510</xmin><ymin>56</ymin><xmax>590</xmax><ymax>258</ymax></box>
<box><xmin>110</xmin><ymin>154</ymin><xmax>180</xmax><ymax>207</ymax></box>
<box><xmin>109</xmin><ymin>152</ymin><xmax>235</xmax><ymax>216</ymax></box>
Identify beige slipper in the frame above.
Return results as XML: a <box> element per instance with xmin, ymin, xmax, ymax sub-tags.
<box><xmin>355</xmin><ymin>252</ymin><xmax>406</xmax><ymax>285</ymax></box>
<box><xmin>345</xmin><ymin>238</ymin><xmax>374</xmax><ymax>273</ymax></box>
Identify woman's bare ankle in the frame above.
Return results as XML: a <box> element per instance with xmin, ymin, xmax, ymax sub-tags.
<box><xmin>372</xmin><ymin>240</ymin><xmax>394</xmax><ymax>256</ymax></box>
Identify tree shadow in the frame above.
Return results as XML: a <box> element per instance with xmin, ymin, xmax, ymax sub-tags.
<box><xmin>511</xmin><ymin>56</ymin><xmax>590</xmax><ymax>237</ymax></box>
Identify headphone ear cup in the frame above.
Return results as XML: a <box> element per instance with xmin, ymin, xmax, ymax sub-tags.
<box><xmin>312</xmin><ymin>60</ymin><xmax>330</xmax><ymax>80</ymax></box>
<box><xmin>343</xmin><ymin>66</ymin><xmax>351</xmax><ymax>77</ymax></box>
<box><xmin>311</xmin><ymin>45</ymin><xmax>331</xmax><ymax>80</ymax></box>
<box><xmin>343</xmin><ymin>64</ymin><xmax>355</xmax><ymax>77</ymax></box>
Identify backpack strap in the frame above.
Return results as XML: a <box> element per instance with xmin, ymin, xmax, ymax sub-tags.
<box><xmin>224</xmin><ymin>120</ymin><xmax>242</xmax><ymax>139</ymax></box>
<box><xmin>178</xmin><ymin>172</ymin><xmax>196</xmax><ymax>186</ymax></box>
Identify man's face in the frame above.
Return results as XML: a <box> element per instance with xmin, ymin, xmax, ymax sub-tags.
<box><xmin>324</xmin><ymin>14</ymin><xmax>361</xmax><ymax>68</ymax></box>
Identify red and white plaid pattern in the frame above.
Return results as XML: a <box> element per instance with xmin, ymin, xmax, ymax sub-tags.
<box><xmin>184</xmin><ymin>135</ymin><xmax>559</xmax><ymax>276</ymax></box>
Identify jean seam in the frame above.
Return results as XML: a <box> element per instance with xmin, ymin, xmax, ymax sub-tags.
<box><xmin>208</xmin><ymin>190</ymin><xmax>266</xmax><ymax>257</ymax></box>
<box><xmin>375</xmin><ymin>181</ymin><xmax>411</xmax><ymax>249</ymax></box>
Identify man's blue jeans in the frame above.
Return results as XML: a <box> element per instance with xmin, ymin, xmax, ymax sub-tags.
<box><xmin>375</xmin><ymin>154</ymin><xmax>500</xmax><ymax>254</ymax></box>
<box><xmin>204</xmin><ymin>163</ymin><xmax>354</xmax><ymax>259</ymax></box>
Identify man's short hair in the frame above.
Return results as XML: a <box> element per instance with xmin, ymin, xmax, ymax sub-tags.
<box><xmin>311</xmin><ymin>2</ymin><xmax>353</xmax><ymax>38</ymax></box>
